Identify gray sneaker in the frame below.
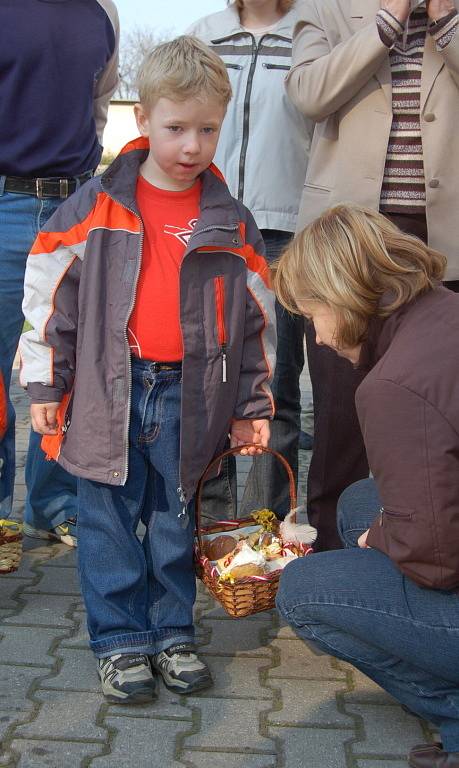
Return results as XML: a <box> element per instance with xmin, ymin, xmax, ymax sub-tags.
<box><xmin>97</xmin><ymin>653</ymin><xmax>157</xmax><ymax>704</ymax></box>
<box><xmin>152</xmin><ymin>643</ymin><xmax>213</xmax><ymax>694</ymax></box>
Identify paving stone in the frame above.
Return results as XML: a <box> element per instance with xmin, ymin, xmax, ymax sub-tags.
<box><xmin>199</xmin><ymin>618</ymin><xmax>272</xmax><ymax>656</ymax></box>
<box><xmin>0</xmin><ymin>626</ymin><xmax>68</xmax><ymax>666</ymax></box>
<box><xmin>197</xmin><ymin>655</ymin><xmax>272</xmax><ymax>699</ymax></box>
<box><xmin>0</xmin><ymin>579</ymin><xmax>35</xmax><ymax>610</ymax></box>
<box><xmin>347</xmin><ymin>703</ymin><xmax>425</xmax><ymax>756</ymax></box>
<box><xmin>0</xmin><ymin>665</ymin><xmax>50</xmax><ymax>712</ymax></box>
<box><xmin>14</xmin><ymin>690</ymin><xmax>106</xmax><ymax>741</ymax></box>
<box><xmin>107</xmin><ymin>688</ymin><xmax>191</xmax><ymax>721</ymax></box>
<box><xmin>267</xmin><ymin>622</ymin><xmax>300</xmax><ymax>641</ymax></box>
<box><xmin>9</xmin><ymin>739</ymin><xmax>103</xmax><ymax>767</ymax></box>
<box><xmin>27</xmin><ymin>567</ymin><xmax>81</xmax><ymax>596</ymax></box>
<box><xmin>202</xmin><ymin>605</ymin><xmax>276</xmax><ymax>622</ymax></box>
<box><xmin>91</xmin><ymin>717</ymin><xmax>184</xmax><ymax>767</ymax></box>
<box><xmin>39</xmin><ymin>549</ymin><xmax>77</xmax><ymax>569</ymax></box>
<box><xmin>268</xmin><ymin>679</ymin><xmax>352</xmax><ymax>727</ymax></box>
<box><xmin>269</xmin><ymin>638</ymin><xmax>345</xmax><ymax>680</ymax></box>
<box><xmin>184</xmin><ymin>699</ymin><xmax>274</xmax><ymax>751</ymax></box>
<box><xmin>39</xmin><ymin>648</ymin><xmax>98</xmax><ymax>692</ymax></box>
<box><xmin>0</xmin><ymin>711</ymin><xmax>29</xmax><ymax>742</ymax></box>
<box><xmin>60</xmin><ymin>616</ymin><xmax>90</xmax><ymax>648</ymax></box>
<box><xmin>342</xmin><ymin>668</ymin><xmax>402</xmax><ymax>708</ymax></box>
<box><xmin>357</xmin><ymin>761</ymin><xmax>409</xmax><ymax>767</ymax></box>
<box><xmin>3</xmin><ymin>594</ymin><xmax>77</xmax><ymax>627</ymax></box>
<box><xmin>270</xmin><ymin>726</ymin><xmax>352</xmax><ymax>768</ymax></box>
<box><xmin>181</xmin><ymin>752</ymin><xmax>277</xmax><ymax>768</ymax></box>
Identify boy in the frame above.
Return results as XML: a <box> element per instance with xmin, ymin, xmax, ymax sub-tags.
<box><xmin>19</xmin><ymin>36</ymin><xmax>276</xmax><ymax>705</ymax></box>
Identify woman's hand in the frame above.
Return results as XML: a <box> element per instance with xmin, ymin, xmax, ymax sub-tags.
<box><xmin>380</xmin><ymin>0</ymin><xmax>411</xmax><ymax>23</ymax></box>
<box><xmin>358</xmin><ymin>529</ymin><xmax>371</xmax><ymax>548</ymax></box>
<box><xmin>427</xmin><ymin>0</ymin><xmax>457</xmax><ymax>21</ymax></box>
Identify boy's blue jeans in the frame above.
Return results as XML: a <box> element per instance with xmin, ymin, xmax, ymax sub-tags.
<box><xmin>0</xmin><ymin>182</ymin><xmax>77</xmax><ymax>523</ymax></box>
<box><xmin>276</xmin><ymin>478</ymin><xmax>459</xmax><ymax>752</ymax></box>
<box><xmin>77</xmin><ymin>357</ymin><xmax>196</xmax><ymax>658</ymax></box>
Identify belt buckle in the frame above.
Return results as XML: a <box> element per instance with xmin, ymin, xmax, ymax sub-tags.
<box><xmin>35</xmin><ymin>178</ymin><xmax>44</xmax><ymax>199</ymax></box>
<box><xmin>59</xmin><ymin>178</ymin><xmax>69</xmax><ymax>199</ymax></box>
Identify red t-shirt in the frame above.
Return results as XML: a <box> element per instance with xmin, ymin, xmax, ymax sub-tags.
<box><xmin>128</xmin><ymin>175</ymin><xmax>201</xmax><ymax>361</ymax></box>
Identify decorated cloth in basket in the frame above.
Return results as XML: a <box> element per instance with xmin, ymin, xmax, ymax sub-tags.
<box><xmin>0</xmin><ymin>520</ymin><xmax>23</xmax><ymax>574</ymax></box>
<box><xmin>195</xmin><ymin>445</ymin><xmax>314</xmax><ymax>618</ymax></box>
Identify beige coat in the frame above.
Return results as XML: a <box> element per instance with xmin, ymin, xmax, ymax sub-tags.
<box><xmin>287</xmin><ymin>0</ymin><xmax>459</xmax><ymax>279</ymax></box>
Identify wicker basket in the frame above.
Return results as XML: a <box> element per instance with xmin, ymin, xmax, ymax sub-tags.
<box><xmin>0</xmin><ymin>520</ymin><xmax>23</xmax><ymax>574</ymax></box>
<box><xmin>195</xmin><ymin>444</ymin><xmax>312</xmax><ymax>618</ymax></box>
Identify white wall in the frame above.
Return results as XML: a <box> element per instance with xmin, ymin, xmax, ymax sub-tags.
<box><xmin>102</xmin><ymin>101</ymin><xmax>139</xmax><ymax>159</ymax></box>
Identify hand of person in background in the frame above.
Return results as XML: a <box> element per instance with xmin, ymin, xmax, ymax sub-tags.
<box><xmin>427</xmin><ymin>0</ymin><xmax>457</xmax><ymax>21</ymax></box>
<box><xmin>230</xmin><ymin>418</ymin><xmax>270</xmax><ymax>456</ymax></box>
<box><xmin>30</xmin><ymin>403</ymin><xmax>59</xmax><ymax>435</ymax></box>
<box><xmin>380</xmin><ymin>0</ymin><xmax>411</xmax><ymax>22</ymax></box>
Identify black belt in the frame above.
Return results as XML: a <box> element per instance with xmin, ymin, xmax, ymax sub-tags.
<box><xmin>148</xmin><ymin>361</ymin><xmax>182</xmax><ymax>372</ymax></box>
<box><xmin>4</xmin><ymin>171</ymin><xmax>93</xmax><ymax>199</ymax></box>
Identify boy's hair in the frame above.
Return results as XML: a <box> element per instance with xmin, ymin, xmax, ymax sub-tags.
<box><xmin>137</xmin><ymin>35</ymin><xmax>232</xmax><ymax>110</ymax></box>
<box><xmin>232</xmin><ymin>0</ymin><xmax>295</xmax><ymax>12</ymax></box>
<box><xmin>274</xmin><ymin>204</ymin><xmax>446</xmax><ymax>350</ymax></box>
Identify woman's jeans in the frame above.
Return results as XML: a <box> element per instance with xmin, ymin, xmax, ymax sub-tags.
<box><xmin>276</xmin><ymin>478</ymin><xmax>459</xmax><ymax>752</ymax></box>
<box><xmin>77</xmin><ymin>358</ymin><xmax>196</xmax><ymax>658</ymax></box>
<box><xmin>0</xmin><ymin>183</ymin><xmax>77</xmax><ymax>525</ymax></box>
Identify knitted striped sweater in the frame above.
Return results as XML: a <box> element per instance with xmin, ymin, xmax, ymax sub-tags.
<box><xmin>376</xmin><ymin>7</ymin><xmax>459</xmax><ymax>214</ymax></box>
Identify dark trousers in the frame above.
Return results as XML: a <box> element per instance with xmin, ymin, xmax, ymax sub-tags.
<box><xmin>307</xmin><ymin>211</ymin><xmax>429</xmax><ymax>551</ymax></box>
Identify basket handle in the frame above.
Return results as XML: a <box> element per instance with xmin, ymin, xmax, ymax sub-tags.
<box><xmin>195</xmin><ymin>443</ymin><xmax>297</xmax><ymax>558</ymax></box>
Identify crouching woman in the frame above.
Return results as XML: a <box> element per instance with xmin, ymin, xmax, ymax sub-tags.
<box><xmin>274</xmin><ymin>204</ymin><xmax>459</xmax><ymax>768</ymax></box>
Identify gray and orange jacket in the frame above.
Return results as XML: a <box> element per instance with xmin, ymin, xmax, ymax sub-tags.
<box><xmin>19</xmin><ymin>137</ymin><xmax>276</xmax><ymax>502</ymax></box>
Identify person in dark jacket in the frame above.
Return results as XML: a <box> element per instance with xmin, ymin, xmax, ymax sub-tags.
<box><xmin>274</xmin><ymin>204</ymin><xmax>459</xmax><ymax>768</ymax></box>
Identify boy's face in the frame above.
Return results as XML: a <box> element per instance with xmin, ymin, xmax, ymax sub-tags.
<box><xmin>135</xmin><ymin>95</ymin><xmax>226</xmax><ymax>191</ymax></box>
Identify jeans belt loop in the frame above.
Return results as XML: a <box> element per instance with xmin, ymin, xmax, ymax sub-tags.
<box><xmin>60</xmin><ymin>178</ymin><xmax>69</xmax><ymax>199</ymax></box>
<box><xmin>35</xmin><ymin>178</ymin><xmax>44</xmax><ymax>199</ymax></box>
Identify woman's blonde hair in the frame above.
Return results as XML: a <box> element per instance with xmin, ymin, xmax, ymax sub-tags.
<box><xmin>137</xmin><ymin>36</ymin><xmax>232</xmax><ymax>110</ymax></box>
<box><xmin>274</xmin><ymin>204</ymin><xmax>446</xmax><ymax>349</ymax></box>
<box><xmin>234</xmin><ymin>0</ymin><xmax>295</xmax><ymax>13</ymax></box>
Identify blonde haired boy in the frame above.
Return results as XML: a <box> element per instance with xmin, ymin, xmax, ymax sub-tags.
<box><xmin>20</xmin><ymin>36</ymin><xmax>276</xmax><ymax>704</ymax></box>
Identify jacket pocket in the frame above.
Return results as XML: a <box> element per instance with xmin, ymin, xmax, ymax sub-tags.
<box><xmin>40</xmin><ymin>392</ymin><xmax>73</xmax><ymax>462</ymax></box>
<box><xmin>263</xmin><ymin>63</ymin><xmax>290</xmax><ymax>71</ymax></box>
<box><xmin>303</xmin><ymin>182</ymin><xmax>332</xmax><ymax>193</ymax></box>
<box><xmin>214</xmin><ymin>276</ymin><xmax>227</xmax><ymax>383</ymax></box>
<box><xmin>380</xmin><ymin>506</ymin><xmax>413</xmax><ymax>524</ymax></box>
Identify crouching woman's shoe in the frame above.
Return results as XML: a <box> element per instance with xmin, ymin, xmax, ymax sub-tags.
<box><xmin>409</xmin><ymin>743</ymin><xmax>459</xmax><ymax>767</ymax></box>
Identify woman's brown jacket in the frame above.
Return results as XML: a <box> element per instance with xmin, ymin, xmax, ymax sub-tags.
<box><xmin>358</xmin><ymin>287</ymin><xmax>459</xmax><ymax>590</ymax></box>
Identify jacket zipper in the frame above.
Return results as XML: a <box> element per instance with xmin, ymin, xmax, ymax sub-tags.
<box><xmin>214</xmin><ymin>276</ymin><xmax>227</xmax><ymax>383</ymax></box>
<box><xmin>176</xmin><ymin>224</ymin><xmax>240</xmax><ymax>509</ymax></box>
<box><xmin>101</xmin><ymin>186</ymin><xmax>144</xmax><ymax>486</ymax></box>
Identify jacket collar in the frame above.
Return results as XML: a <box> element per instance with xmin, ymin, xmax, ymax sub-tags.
<box><xmin>207</xmin><ymin>3</ymin><xmax>297</xmax><ymax>42</ymax></box>
<box><xmin>358</xmin><ymin>287</ymin><xmax>447</xmax><ymax>371</ymax></box>
<box><xmin>100</xmin><ymin>136</ymin><xmax>243</xmax><ymax>249</ymax></box>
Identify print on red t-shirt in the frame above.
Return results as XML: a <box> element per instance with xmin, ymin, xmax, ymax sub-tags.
<box><xmin>128</xmin><ymin>175</ymin><xmax>201</xmax><ymax>361</ymax></box>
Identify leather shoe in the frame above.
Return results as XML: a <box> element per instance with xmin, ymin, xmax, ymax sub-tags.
<box><xmin>409</xmin><ymin>743</ymin><xmax>459</xmax><ymax>767</ymax></box>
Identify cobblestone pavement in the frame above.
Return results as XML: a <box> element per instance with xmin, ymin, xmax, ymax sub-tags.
<box><xmin>0</xmin><ymin>371</ymin><xmax>432</xmax><ymax>767</ymax></box>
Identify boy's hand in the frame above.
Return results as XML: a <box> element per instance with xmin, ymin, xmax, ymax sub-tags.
<box><xmin>230</xmin><ymin>418</ymin><xmax>270</xmax><ymax>455</ymax></box>
<box><xmin>30</xmin><ymin>403</ymin><xmax>60</xmax><ymax>435</ymax></box>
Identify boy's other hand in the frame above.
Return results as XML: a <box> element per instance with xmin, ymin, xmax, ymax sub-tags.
<box><xmin>230</xmin><ymin>418</ymin><xmax>270</xmax><ymax>455</ymax></box>
<box><xmin>30</xmin><ymin>403</ymin><xmax>60</xmax><ymax>435</ymax></box>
